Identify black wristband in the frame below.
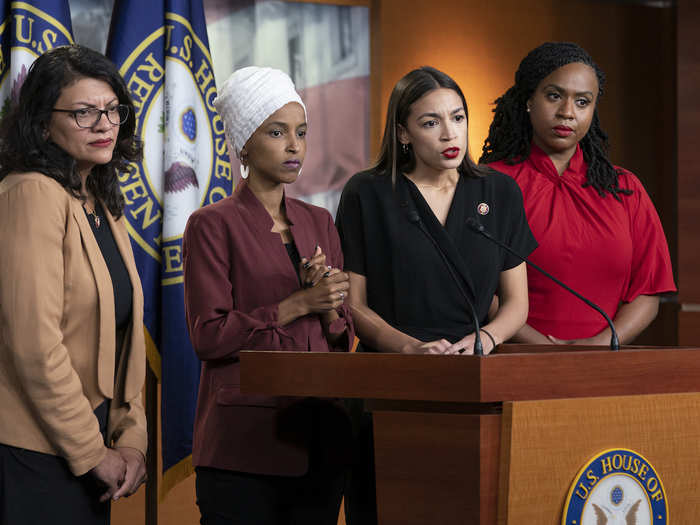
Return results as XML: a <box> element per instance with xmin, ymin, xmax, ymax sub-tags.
<box><xmin>481</xmin><ymin>328</ymin><xmax>496</xmax><ymax>350</ymax></box>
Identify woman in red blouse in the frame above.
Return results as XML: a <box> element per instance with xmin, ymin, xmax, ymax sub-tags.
<box><xmin>183</xmin><ymin>67</ymin><xmax>353</xmax><ymax>525</ymax></box>
<box><xmin>480</xmin><ymin>42</ymin><xmax>675</xmax><ymax>345</ymax></box>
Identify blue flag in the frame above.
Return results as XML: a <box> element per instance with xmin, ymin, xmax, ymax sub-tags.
<box><xmin>0</xmin><ymin>0</ymin><xmax>74</xmax><ymax>117</ymax></box>
<box><xmin>106</xmin><ymin>0</ymin><xmax>232</xmax><ymax>495</ymax></box>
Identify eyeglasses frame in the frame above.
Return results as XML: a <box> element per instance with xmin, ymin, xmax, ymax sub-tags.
<box><xmin>51</xmin><ymin>104</ymin><xmax>130</xmax><ymax>129</ymax></box>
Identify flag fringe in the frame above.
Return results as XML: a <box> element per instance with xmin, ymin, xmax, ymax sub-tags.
<box><xmin>160</xmin><ymin>454</ymin><xmax>195</xmax><ymax>501</ymax></box>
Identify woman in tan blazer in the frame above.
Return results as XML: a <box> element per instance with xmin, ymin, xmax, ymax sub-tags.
<box><xmin>0</xmin><ymin>45</ymin><xmax>147</xmax><ymax>524</ymax></box>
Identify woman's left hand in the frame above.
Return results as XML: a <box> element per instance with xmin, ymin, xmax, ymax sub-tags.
<box><xmin>111</xmin><ymin>447</ymin><xmax>147</xmax><ymax>500</ymax></box>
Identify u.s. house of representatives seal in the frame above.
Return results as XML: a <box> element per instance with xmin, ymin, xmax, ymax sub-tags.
<box><xmin>562</xmin><ymin>448</ymin><xmax>668</xmax><ymax>525</ymax></box>
<box><xmin>0</xmin><ymin>2</ymin><xmax>74</xmax><ymax>118</ymax></box>
<box><xmin>117</xmin><ymin>12</ymin><xmax>230</xmax><ymax>284</ymax></box>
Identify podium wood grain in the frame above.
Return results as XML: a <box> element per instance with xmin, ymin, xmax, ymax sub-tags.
<box><xmin>240</xmin><ymin>346</ymin><xmax>700</xmax><ymax>524</ymax></box>
<box><xmin>372</xmin><ymin>411</ymin><xmax>501</xmax><ymax>524</ymax></box>
<box><xmin>498</xmin><ymin>393</ymin><xmax>700</xmax><ymax>524</ymax></box>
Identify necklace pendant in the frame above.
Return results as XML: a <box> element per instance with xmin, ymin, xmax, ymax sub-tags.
<box><xmin>94</xmin><ymin>215</ymin><xmax>101</xmax><ymax>228</ymax></box>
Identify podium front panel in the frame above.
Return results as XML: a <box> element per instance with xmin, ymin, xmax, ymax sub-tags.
<box><xmin>373</xmin><ymin>411</ymin><xmax>500</xmax><ymax>525</ymax></box>
<box><xmin>497</xmin><ymin>392</ymin><xmax>700</xmax><ymax>524</ymax></box>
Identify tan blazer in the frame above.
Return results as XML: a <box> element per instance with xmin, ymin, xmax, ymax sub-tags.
<box><xmin>0</xmin><ymin>173</ymin><xmax>147</xmax><ymax>476</ymax></box>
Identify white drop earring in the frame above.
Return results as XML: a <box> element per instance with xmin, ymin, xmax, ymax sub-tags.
<box><xmin>297</xmin><ymin>166</ymin><xmax>302</xmax><ymax>177</ymax></box>
<box><xmin>240</xmin><ymin>164</ymin><xmax>249</xmax><ymax>179</ymax></box>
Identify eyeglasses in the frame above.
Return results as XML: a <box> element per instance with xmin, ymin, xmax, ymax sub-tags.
<box><xmin>52</xmin><ymin>104</ymin><xmax>130</xmax><ymax>128</ymax></box>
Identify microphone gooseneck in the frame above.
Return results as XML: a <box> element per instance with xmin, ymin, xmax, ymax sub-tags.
<box><xmin>466</xmin><ymin>217</ymin><xmax>620</xmax><ymax>351</ymax></box>
<box><xmin>407</xmin><ymin>208</ymin><xmax>484</xmax><ymax>355</ymax></box>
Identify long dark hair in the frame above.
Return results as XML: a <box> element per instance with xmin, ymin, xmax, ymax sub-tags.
<box><xmin>0</xmin><ymin>45</ymin><xmax>142</xmax><ymax>217</ymax></box>
<box><xmin>479</xmin><ymin>42</ymin><xmax>631</xmax><ymax>200</ymax></box>
<box><xmin>373</xmin><ymin>66</ymin><xmax>489</xmax><ymax>184</ymax></box>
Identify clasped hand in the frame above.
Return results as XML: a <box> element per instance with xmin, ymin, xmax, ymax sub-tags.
<box><xmin>296</xmin><ymin>246</ymin><xmax>349</xmax><ymax>314</ymax></box>
<box><xmin>90</xmin><ymin>446</ymin><xmax>146</xmax><ymax>502</ymax></box>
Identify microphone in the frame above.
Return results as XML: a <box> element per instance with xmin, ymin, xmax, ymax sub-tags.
<box><xmin>466</xmin><ymin>217</ymin><xmax>619</xmax><ymax>350</ymax></box>
<box><xmin>406</xmin><ymin>206</ymin><xmax>485</xmax><ymax>355</ymax></box>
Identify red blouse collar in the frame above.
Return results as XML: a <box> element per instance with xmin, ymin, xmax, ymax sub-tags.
<box><xmin>528</xmin><ymin>142</ymin><xmax>587</xmax><ymax>183</ymax></box>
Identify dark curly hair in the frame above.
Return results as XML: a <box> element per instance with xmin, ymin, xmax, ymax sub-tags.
<box><xmin>0</xmin><ymin>45</ymin><xmax>142</xmax><ymax>217</ymax></box>
<box><xmin>373</xmin><ymin>66</ymin><xmax>490</xmax><ymax>183</ymax></box>
<box><xmin>479</xmin><ymin>42</ymin><xmax>631</xmax><ymax>200</ymax></box>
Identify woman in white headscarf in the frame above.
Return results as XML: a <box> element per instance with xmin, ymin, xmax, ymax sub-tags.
<box><xmin>183</xmin><ymin>66</ymin><xmax>354</xmax><ymax>525</ymax></box>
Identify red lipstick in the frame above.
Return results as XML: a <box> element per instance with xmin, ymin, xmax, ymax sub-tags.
<box><xmin>553</xmin><ymin>126</ymin><xmax>573</xmax><ymax>137</ymax></box>
<box><xmin>441</xmin><ymin>147</ymin><xmax>460</xmax><ymax>159</ymax></box>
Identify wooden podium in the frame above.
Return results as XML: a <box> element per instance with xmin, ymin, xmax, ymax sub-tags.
<box><xmin>240</xmin><ymin>346</ymin><xmax>700</xmax><ymax>524</ymax></box>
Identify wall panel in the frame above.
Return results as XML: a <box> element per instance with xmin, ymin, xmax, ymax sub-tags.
<box><xmin>677</xmin><ymin>0</ymin><xmax>700</xmax><ymax>303</ymax></box>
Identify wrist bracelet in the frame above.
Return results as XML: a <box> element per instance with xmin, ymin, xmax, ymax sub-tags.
<box><xmin>481</xmin><ymin>328</ymin><xmax>496</xmax><ymax>350</ymax></box>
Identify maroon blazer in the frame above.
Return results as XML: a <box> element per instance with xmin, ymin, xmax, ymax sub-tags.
<box><xmin>183</xmin><ymin>180</ymin><xmax>353</xmax><ymax>475</ymax></box>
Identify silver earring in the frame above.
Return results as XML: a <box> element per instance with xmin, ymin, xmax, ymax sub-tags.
<box><xmin>401</xmin><ymin>143</ymin><xmax>409</xmax><ymax>154</ymax></box>
<box><xmin>240</xmin><ymin>164</ymin><xmax>249</xmax><ymax>179</ymax></box>
<box><xmin>297</xmin><ymin>166</ymin><xmax>302</xmax><ymax>177</ymax></box>
<box><xmin>526</xmin><ymin>106</ymin><xmax>531</xmax><ymax>113</ymax></box>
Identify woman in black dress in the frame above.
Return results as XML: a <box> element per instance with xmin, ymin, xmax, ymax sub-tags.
<box><xmin>335</xmin><ymin>66</ymin><xmax>537</xmax><ymax>523</ymax></box>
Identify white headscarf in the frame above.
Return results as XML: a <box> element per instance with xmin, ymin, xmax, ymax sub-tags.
<box><xmin>213</xmin><ymin>66</ymin><xmax>306</xmax><ymax>159</ymax></box>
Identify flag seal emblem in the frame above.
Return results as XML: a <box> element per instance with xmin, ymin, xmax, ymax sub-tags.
<box><xmin>0</xmin><ymin>2</ymin><xmax>74</xmax><ymax>117</ymax></box>
<box><xmin>116</xmin><ymin>12</ymin><xmax>230</xmax><ymax>280</ymax></box>
<box><xmin>561</xmin><ymin>448</ymin><xmax>668</xmax><ymax>525</ymax></box>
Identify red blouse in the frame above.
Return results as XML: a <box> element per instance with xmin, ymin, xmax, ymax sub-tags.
<box><xmin>490</xmin><ymin>143</ymin><xmax>675</xmax><ymax>340</ymax></box>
